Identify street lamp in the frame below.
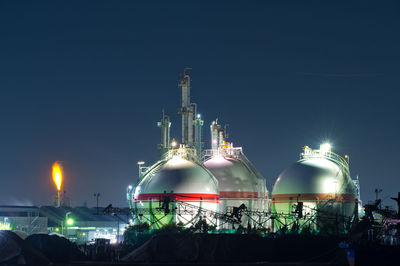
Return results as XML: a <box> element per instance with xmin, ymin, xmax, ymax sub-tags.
<box><xmin>63</xmin><ymin>211</ymin><xmax>73</xmax><ymax>239</ymax></box>
<box><xmin>66</xmin><ymin>218</ymin><xmax>74</xmax><ymax>226</ymax></box>
<box><xmin>94</xmin><ymin>193</ymin><xmax>101</xmax><ymax>215</ymax></box>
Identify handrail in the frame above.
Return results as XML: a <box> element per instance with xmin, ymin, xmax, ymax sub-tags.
<box><xmin>301</xmin><ymin>149</ymin><xmax>350</xmax><ymax>178</ymax></box>
<box><xmin>162</xmin><ymin>146</ymin><xmax>200</xmax><ymax>164</ymax></box>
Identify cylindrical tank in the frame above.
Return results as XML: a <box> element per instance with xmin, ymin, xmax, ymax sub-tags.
<box><xmin>271</xmin><ymin>146</ymin><xmax>358</xmax><ymax>233</ymax></box>
<box><xmin>204</xmin><ymin>150</ymin><xmax>268</xmax><ymax>229</ymax></box>
<box><xmin>131</xmin><ymin>155</ymin><xmax>219</xmax><ymax>229</ymax></box>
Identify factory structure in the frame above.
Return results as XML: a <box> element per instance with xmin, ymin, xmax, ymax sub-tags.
<box><xmin>271</xmin><ymin>144</ymin><xmax>360</xmax><ymax>232</ymax></box>
<box><xmin>127</xmin><ymin>69</ymin><xmax>360</xmax><ymax>233</ymax></box>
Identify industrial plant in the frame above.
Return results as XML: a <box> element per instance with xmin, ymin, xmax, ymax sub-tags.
<box><xmin>2</xmin><ymin>69</ymin><xmax>399</xmax><ymax>265</ymax></box>
<box><xmin>126</xmin><ymin>69</ymin><xmax>361</xmax><ymax>233</ymax></box>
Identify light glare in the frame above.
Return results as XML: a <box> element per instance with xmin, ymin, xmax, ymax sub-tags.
<box><xmin>52</xmin><ymin>162</ymin><xmax>63</xmax><ymax>191</ymax></box>
<box><xmin>320</xmin><ymin>143</ymin><xmax>331</xmax><ymax>152</ymax></box>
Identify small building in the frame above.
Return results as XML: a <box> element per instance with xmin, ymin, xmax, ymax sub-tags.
<box><xmin>0</xmin><ymin>205</ymin><xmax>48</xmax><ymax>234</ymax></box>
<box><xmin>0</xmin><ymin>205</ymin><xmax>131</xmax><ymax>244</ymax></box>
<box><xmin>40</xmin><ymin>206</ymin><xmax>130</xmax><ymax>244</ymax></box>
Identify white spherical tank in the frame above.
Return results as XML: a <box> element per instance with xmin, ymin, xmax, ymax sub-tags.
<box><xmin>204</xmin><ymin>149</ymin><xmax>268</xmax><ymax>228</ymax></box>
<box><xmin>271</xmin><ymin>146</ymin><xmax>358</xmax><ymax>233</ymax></box>
<box><xmin>132</xmin><ymin>155</ymin><xmax>219</xmax><ymax>229</ymax></box>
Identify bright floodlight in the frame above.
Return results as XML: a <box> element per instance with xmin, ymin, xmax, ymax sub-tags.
<box><xmin>197</xmin><ymin>114</ymin><xmax>201</xmax><ymax>119</ymax></box>
<box><xmin>137</xmin><ymin>161</ymin><xmax>145</xmax><ymax>166</ymax></box>
<box><xmin>320</xmin><ymin>143</ymin><xmax>331</xmax><ymax>152</ymax></box>
<box><xmin>171</xmin><ymin>140</ymin><xmax>177</xmax><ymax>148</ymax></box>
<box><xmin>66</xmin><ymin>218</ymin><xmax>74</xmax><ymax>226</ymax></box>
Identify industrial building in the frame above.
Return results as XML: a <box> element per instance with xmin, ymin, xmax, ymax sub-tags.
<box><xmin>127</xmin><ymin>69</ymin><xmax>361</xmax><ymax>233</ymax></box>
<box><xmin>0</xmin><ymin>205</ymin><xmax>129</xmax><ymax>243</ymax></box>
<box><xmin>0</xmin><ymin>206</ymin><xmax>47</xmax><ymax>235</ymax></box>
<box><xmin>127</xmin><ymin>69</ymin><xmax>269</xmax><ymax>230</ymax></box>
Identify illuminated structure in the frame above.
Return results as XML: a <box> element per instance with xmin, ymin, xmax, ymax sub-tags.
<box><xmin>41</xmin><ymin>206</ymin><xmax>128</xmax><ymax>243</ymax></box>
<box><xmin>0</xmin><ymin>206</ymin><xmax>48</xmax><ymax>234</ymax></box>
<box><xmin>52</xmin><ymin>162</ymin><xmax>63</xmax><ymax>207</ymax></box>
<box><xmin>126</xmin><ymin>69</ymin><xmax>361</xmax><ymax>233</ymax></box>
<box><xmin>130</xmin><ymin>148</ymin><xmax>219</xmax><ymax>228</ymax></box>
<box><xmin>128</xmin><ymin>69</ymin><xmax>218</xmax><ymax>229</ymax></box>
<box><xmin>128</xmin><ymin>69</ymin><xmax>268</xmax><ymax>229</ymax></box>
<box><xmin>0</xmin><ymin>205</ymin><xmax>130</xmax><ymax>243</ymax></box>
<box><xmin>271</xmin><ymin>144</ymin><xmax>359</xmax><ymax>232</ymax></box>
<box><xmin>203</xmin><ymin>120</ymin><xmax>268</xmax><ymax>228</ymax></box>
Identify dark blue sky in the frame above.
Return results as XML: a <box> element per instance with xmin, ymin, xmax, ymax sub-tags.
<box><xmin>0</xmin><ymin>1</ymin><xmax>399</xmax><ymax>208</ymax></box>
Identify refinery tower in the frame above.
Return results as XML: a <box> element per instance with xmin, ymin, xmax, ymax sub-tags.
<box><xmin>127</xmin><ymin>69</ymin><xmax>268</xmax><ymax>229</ymax></box>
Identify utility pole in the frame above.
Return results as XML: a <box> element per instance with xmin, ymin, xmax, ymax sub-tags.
<box><xmin>375</xmin><ymin>188</ymin><xmax>382</xmax><ymax>209</ymax></box>
<box><xmin>94</xmin><ymin>193</ymin><xmax>100</xmax><ymax>215</ymax></box>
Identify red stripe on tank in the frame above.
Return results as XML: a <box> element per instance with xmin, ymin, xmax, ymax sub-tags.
<box><xmin>219</xmin><ymin>191</ymin><xmax>259</xmax><ymax>199</ymax></box>
<box><xmin>271</xmin><ymin>193</ymin><xmax>357</xmax><ymax>203</ymax></box>
<box><xmin>135</xmin><ymin>193</ymin><xmax>219</xmax><ymax>203</ymax></box>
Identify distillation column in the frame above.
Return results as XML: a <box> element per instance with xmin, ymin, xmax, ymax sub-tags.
<box><xmin>157</xmin><ymin>111</ymin><xmax>171</xmax><ymax>157</ymax></box>
<box><xmin>178</xmin><ymin>68</ymin><xmax>194</xmax><ymax>146</ymax></box>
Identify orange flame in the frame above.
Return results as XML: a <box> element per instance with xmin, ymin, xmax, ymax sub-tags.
<box><xmin>52</xmin><ymin>162</ymin><xmax>63</xmax><ymax>191</ymax></box>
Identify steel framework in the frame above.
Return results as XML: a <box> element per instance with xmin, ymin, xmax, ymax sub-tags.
<box><xmin>129</xmin><ymin>198</ymin><xmax>356</xmax><ymax>234</ymax></box>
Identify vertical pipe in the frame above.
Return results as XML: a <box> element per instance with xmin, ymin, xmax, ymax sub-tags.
<box><xmin>178</xmin><ymin>68</ymin><xmax>194</xmax><ymax>146</ymax></box>
<box><xmin>57</xmin><ymin>190</ymin><xmax>60</xmax><ymax>207</ymax></box>
<box><xmin>166</xmin><ymin>116</ymin><xmax>171</xmax><ymax>152</ymax></box>
<box><xmin>188</xmin><ymin>105</ymin><xmax>194</xmax><ymax>145</ymax></box>
<box><xmin>194</xmin><ymin>112</ymin><xmax>204</xmax><ymax>158</ymax></box>
<box><xmin>158</xmin><ymin>113</ymin><xmax>171</xmax><ymax>156</ymax></box>
<box><xmin>179</xmin><ymin>73</ymin><xmax>188</xmax><ymax>144</ymax></box>
<box><xmin>210</xmin><ymin>120</ymin><xmax>219</xmax><ymax>150</ymax></box>
<box><xmin>218</xmin><ymin>129</ymin><xmax>225</xmax><ymax>147</ymax></box>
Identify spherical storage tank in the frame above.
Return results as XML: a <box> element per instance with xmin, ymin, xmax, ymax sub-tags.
<box><xmin>271</xmin><ymin>145</ymin><xmax>358</xmax><ymax>233</ymax></box>
<box><xmin>131</xmin><ymin>154</ymin><xmax>219</xmax><ymax>229</ymax></box>
<box><xmin>204</xmin><ymin>147</ymin><xmax>268</xmax><ymax>228</ymax></box>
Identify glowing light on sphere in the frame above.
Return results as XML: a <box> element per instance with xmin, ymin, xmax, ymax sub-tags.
<box><xmin>171</xmin><ymin>140</ymin><xmax>177</xmax><ymax>148</ymax></box>
<box><xmin>320</xmin><ymin>143</ymin><xmax>331</xmax><ymax>153</ymax></box>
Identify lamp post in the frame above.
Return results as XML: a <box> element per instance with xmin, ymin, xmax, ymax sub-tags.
<box><xmin>375</xmin><ymin>188</ymin><xmax>383</xmax><ymax>209</ymax></box>
<box><xmin>64</xmin><ymin>211</ymin><xmax>73</xmax><ymax>239</ymax></box>
<box><xmin>94</xmin><ymin>193</ymin><xmax>100</xmax><ymax>215</ymax></box>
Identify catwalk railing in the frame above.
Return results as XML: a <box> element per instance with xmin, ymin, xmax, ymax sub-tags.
<box><xmin>129</xmin><ymin>198</ymin><xmax>357</xmax><ymax>234</ymax></box>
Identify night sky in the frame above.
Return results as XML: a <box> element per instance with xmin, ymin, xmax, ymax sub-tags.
<box><xmin>0</xmin><ymin>1</ymin><xmax>399</xmax><ymax>208</ymax></box>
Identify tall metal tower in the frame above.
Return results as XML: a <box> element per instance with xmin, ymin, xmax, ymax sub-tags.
<box><xmin>157</xmin><ymin>110</ymin><xmax>171</xmax><ymax>157</ymax></box>
<box><xmin>178</xmin><ymin>68</ymin><xmax>194</xmax><ymax>146</ymax></box>
<box><xmin>194</xmin><ymin>113</ymin><xmax>204</xmax><ymax>157</ymax></box>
